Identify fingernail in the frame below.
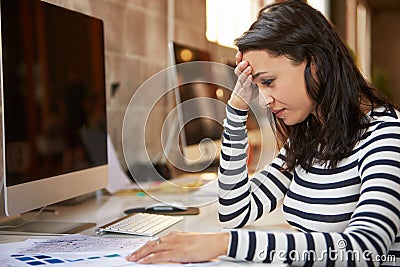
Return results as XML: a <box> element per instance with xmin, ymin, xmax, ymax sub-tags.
<box><xmin>126</xmin><ymin>254</ymin><xmax>136</xmax><ymax>261</ymax></box>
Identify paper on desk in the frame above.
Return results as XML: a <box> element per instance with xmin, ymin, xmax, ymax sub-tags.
<box><xmin>1</xmin><ymin>252</ymin><xmax>221</xmax><ymax>267</ymax></box>
<box><xmin>106</xmin><ymin>135</ymin><xmax>142</xmax><ymax>194</ymax></box>
<box><xmin>0</xmin><ymin>234</ymin><xmax>149</xmax><ymax>254</ymax></box>
<box><xmin>0</xmin><ymin>234</ymin><xmax>146</xmax><ymax>266</ymax></box>
<box><xmin>0</xmin><ymin>251</ymin><xmax>131</xmax><ymax>267</ymax></box>
<box><xmin>0</xmin><ymin>234</ymin><xmax>221</xmax><ymax>267</ymax></box>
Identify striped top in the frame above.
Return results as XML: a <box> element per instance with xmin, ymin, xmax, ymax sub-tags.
<box><xmin>218</xmin><ymin>105</ymin><xmax>400</xmax><ymax>266</ymax></box>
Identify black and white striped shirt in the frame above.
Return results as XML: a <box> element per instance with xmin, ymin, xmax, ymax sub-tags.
<box><xmin>218</xmin><ymin>105</ymin><xmax>400</xmax><ymax>266</ymax></box>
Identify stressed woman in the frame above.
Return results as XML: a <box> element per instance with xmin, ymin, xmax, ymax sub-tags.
<box><xmin>126</xmin><ymin>1</ymin><xmax>400</xmax><ymax>266</ymax></box>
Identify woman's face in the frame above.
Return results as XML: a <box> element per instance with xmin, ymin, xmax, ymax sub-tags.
<box><xmin>243</xmin><ymin>50</ymin><xmax>317</xmax><ymax>125</ymax></box>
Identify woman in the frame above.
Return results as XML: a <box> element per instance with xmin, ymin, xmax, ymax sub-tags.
<box><xmin>126</xmin><ymin>0</ymin><xmax>400</xmax><ymax>265</ymax></box>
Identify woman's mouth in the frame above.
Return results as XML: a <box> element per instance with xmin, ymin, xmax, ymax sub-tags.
<box><xmin>273</xmin><ymin>108</ymin><xmax>285</xmax><ymax>118</ymax></box>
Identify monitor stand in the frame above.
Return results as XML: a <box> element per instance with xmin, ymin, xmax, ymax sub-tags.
<box><xmin>0</xmin><ymin>194</ymin><xmax>96</xmax><ymax>235</ymax></box>
<box><xmin>0</xmin><ymin>215</ymin><xmax>96</xmax><ymax>235</ymax></box>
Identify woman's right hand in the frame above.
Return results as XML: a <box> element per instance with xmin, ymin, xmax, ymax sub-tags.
<box><xmin>228</xmin><ymin>51</ymin><xmax>258</xmax><ymax>110</ymax></box>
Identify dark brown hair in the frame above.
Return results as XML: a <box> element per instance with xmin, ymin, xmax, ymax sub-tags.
<box><xmin>235</xmin><ymin>0</ymin><xmax>393</xmax><ymax>171</ymax></box>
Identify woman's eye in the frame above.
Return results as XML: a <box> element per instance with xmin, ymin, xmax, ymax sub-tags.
<box><xmin>261</xmin><ymin>79</ymin><xmax>274</xmax><ymax>86</ymax></box>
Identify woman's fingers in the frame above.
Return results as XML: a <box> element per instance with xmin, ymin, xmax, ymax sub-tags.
<box><xmin>234</xmin><ymin>60</ymin><xmax>249</xmax><ymax>76</ymax></box>
<box><xmin>136</xmin><ymin>251</ymin><xmax>171</xmax><ymax>264</ymax></box>
<box><xmin>237</xmin><ymin>65</ymin><xmax>252</xmax><ymax>86</ymax></box>
<box><xmin>235</xmin><ymin>51</ymin><xmax>243</xmax><ymax>65</ymax></box>
<box><xmin>126</xmin><ymin>231</ymin><xmax>230</xmax><ymax>264</ymax></box>
<box><xmin>243</xmin><ymin>74</ymin><xmax>253</xmax><ymax>90</ymax></box>
<box><xmin>125</xmin><ymin>239</ymin><xmax>165</xmax><ymax>262</ymax></box>
<box><xmin>137</xmin><ymin>250</ymin><xmax>188</xmax><ymax>264</ymax></box>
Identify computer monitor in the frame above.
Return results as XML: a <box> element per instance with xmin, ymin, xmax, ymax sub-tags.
<box><xmin>168</xmin><ymin>41</ymin><xmax>231</xmax><ymax>169</ymax></box>
<box><xmin>0</xmin><ymin>0</ymin><xmax>108</xmax><ymax>234</ymax></box>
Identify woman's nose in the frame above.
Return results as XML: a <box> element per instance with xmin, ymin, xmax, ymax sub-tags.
<box><xmin>259</xmin><ymin>89</ymin><xmax>274</xmax><ymax>108</ymax></box>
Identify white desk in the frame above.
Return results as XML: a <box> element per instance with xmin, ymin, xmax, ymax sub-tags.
<box><xmin>0</xmin><ymin>190</ymin><xmax>289</xmax><ymax>266</ymax></box>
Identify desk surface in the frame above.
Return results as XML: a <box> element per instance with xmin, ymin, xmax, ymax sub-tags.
<box><xmin>0</xmin><ymin>190</ymin><xmax>289</xmax><ymax>266</ymax></box>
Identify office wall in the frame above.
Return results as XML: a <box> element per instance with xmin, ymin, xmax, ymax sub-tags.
<box><xmin>331</xmin><ymin>1</ymin><xmax>400</xmax><ymax>106</ymax></box>
<box><xmin>371</xmin><ymin>9</ymin><xmax>400</xmax><ymax>106</ymax></box>
<box><xmin>41</xmin><ymin>0</ymin><xmax>235</xmax><ymax>172</ymax></box>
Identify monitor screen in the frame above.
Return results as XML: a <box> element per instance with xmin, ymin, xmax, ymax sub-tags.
<box><xmin>0</xmin><ymin>0</ymin><xmax>108</xmax><ymax>220</ymax></box>
<box><xmin>168</xmin><ymin>42</ymin><xmax>231</xmax><ymax>168</ymax></box>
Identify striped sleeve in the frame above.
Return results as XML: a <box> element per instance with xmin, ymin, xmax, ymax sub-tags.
<box><xmin>220</xmin><ymin>106</ymin><xmax>400</xmax><ymax>266</ymax></box>
<box><xmin>218</xmin><ymin>104</ymin><xmax>293</xmax><ymax>229</ymax></box>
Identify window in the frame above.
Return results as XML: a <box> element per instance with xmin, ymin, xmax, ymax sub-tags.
<box><xmin>308</xmin><ymin>0</ymin><xmax>330</xmax><ymax>18</ymax></box>
<box><xmin>206</xmin><ymin>0</ymin><xmax>330</xmax><ymax>48</ymax></box>
<box><xmin>206</xmin><ymin>0</ymin><xmax>264</xmax><ymax>48</ymax></box>
<box><xmin>345</xmin><ymin>0</ymin><xmax>371</xmax><ymax>79</ymax></box>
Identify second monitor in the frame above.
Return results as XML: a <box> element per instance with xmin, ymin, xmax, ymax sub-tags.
<box><xmin>168</xmin><ymin>42</ymin><xmax>233</xmax><ymax>168</ymax></box>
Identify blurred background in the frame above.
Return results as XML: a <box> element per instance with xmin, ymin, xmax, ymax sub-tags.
<box><xmin>20</xmin><ymin>0</ymin><xmax>400</xmax><ymax>175</ymax></box>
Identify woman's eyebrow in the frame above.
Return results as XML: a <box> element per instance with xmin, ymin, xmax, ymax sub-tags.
<box><xmin>252</xmin><ymin>71</ymin><xmax>269</xmax><ymax>79</ymax></box>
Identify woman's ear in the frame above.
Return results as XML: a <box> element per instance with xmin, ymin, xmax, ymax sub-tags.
<box><xmin>310</xmin><ymin>57</ymin><xmax>318</xmax><ymax>78</ymax></box>
<box><xmin>309</xmin><ymin>57</ymin><xmax>320</xmax><ymax>87</ymax></box>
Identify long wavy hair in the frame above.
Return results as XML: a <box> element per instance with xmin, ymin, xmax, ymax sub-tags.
<box><xmin>234</xmin><ymin>0</ymin><xmax>393</xmax><ymax>171</ymax></box>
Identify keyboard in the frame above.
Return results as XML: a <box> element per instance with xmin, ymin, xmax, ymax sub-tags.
<box><xmin>95</xmin><ymin>212</ymin><xmax>184</xmax><ymax>237</ymax></box>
